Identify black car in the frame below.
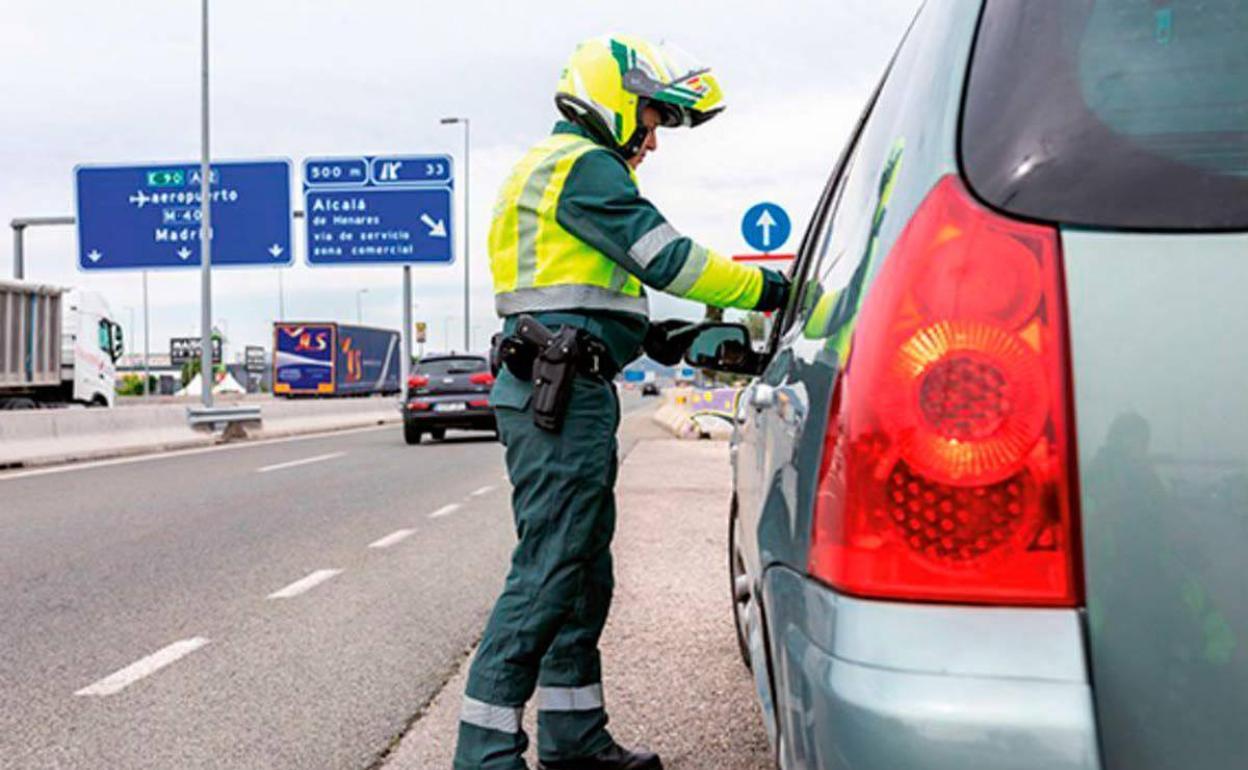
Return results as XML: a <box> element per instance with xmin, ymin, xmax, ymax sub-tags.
<box><xmin>641</xmin><ymin>382</ymin><xmax>660</xmax><ymax>397</ymax></box>
<box><xmin>403</xmin><ymin>354</ymin><xmax>496</xmax><ymax>444</ymax></box>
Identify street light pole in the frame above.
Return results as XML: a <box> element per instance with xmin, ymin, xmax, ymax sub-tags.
<box><xmin>440</xmin><ymin>116</ymin><xmax>470</xmax><ymax>351</ymax></box>
<box><xmin>198</xmin><ymin>0</ymin><xmax>213</xmax><ymax>408</ymax></box>
<box><xmin>142</xmin><ymin>270</ymin><xmax>150</xmax><ymax>397</ymax></box>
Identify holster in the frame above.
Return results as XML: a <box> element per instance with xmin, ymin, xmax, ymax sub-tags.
<box><xmin>498</xmin><ymin>316</ymin><xmax>583</xmax><ymax>433</ymax></box>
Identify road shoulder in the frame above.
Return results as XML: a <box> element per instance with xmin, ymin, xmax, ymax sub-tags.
<box><xmin>381</xmin><ymin>438</ymin><xmax>772</xmax><ymax>769</ymax></box>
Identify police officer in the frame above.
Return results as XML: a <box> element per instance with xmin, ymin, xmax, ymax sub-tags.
<box><xmin>454</xmin><ymin>35</ymin><xmax>789</xmax><ymax>770</ymax></box>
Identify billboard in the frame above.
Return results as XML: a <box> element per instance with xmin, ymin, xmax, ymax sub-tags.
<box><xmin>273</xmin><ymin>323</ymin><xmax>335</xmax><ymax>394</ymax></box>
<box><xmin>170</xmin><ymin>336</ymin><xmax>221</xmax><ymax>366</ymax></box>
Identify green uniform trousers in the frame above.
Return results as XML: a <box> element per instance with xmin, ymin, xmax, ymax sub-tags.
<box><xmin>453</xmin><ymin>366</ymin><xmax>621</xmax><ymax>770</ymax></box>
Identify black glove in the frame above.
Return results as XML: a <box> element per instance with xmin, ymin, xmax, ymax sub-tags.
<box><xmin>643</xmin><ymin>319</ymin><xmax>702</xmax><ymax>365</ymax></box>
<box><xmin>754</xmin><ymin>268</ymin><xmax>791</xmax><ymax>313</ymax></box>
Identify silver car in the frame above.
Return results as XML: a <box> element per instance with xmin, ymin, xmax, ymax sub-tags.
<box><xmin>691</xmin><ymin>1</ymin><xmax>1248</xmax><ymax>768</ymax></box>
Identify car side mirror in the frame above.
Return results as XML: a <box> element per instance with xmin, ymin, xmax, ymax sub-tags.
<box><xmin>683</xmin><ymin>322</ymin><xmax>762</xmax><ymax>375</ymax></box>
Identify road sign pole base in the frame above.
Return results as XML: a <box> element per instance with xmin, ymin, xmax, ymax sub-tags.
<box><xmin>186</xmin><ymin>405</ymin><xmax>262</xmax><ymax>437</ymax></box>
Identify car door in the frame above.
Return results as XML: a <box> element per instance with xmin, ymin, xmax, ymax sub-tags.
<box><xmin>729</xmin><ymin>70</ymin><xmax>882</xmax><ymax>752</ymax></box>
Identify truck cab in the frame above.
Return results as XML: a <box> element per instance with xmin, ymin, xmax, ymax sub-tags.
<box><xmin>63</xmin><ymin>289</ymin><xmax>122</xmax><ymax>406</ymax></box>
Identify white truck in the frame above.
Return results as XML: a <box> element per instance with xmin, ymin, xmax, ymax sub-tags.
<box><xmin>0</xmin><ymin>279</ymin><xmax>122</xmax><ymax>409</ymax></box>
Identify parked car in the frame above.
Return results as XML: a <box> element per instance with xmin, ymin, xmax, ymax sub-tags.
<box><xmin>403</xmin><ymin>354</ymin><xmax>496</xmax><ymax>444</ymax></box>
<box><xmin>641</xmin><ymin>382</ymin><xmax>660</xmax><ymax>397</ymax></box>
<box><xmin>693</xmin><ymin>2</ymin><xmax>1248</xmax><ymax>769</ymax></box>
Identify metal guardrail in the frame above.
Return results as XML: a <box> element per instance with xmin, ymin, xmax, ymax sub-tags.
<box><xmin>186</xmin><ymin>405</ymin><xmax>262</xmax><ymax>431</ymax></box>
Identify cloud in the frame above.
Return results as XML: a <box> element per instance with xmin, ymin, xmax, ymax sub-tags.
<box><xmin>1</xmin><ymin>0</ymin><xmax>919</xmax><ymax>357</ymax></box>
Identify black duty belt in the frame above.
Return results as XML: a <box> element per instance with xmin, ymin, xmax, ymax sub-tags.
<box><xmin>491</xmin><ymin>316</ymin><xmax>616</xmax><ymax>432</ymax></box>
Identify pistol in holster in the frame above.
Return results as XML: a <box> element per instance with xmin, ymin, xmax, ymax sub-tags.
<box><xmin>494</xmin><ymin>315</ymin><xmax>591</xmax><ymax>433</ymax></box>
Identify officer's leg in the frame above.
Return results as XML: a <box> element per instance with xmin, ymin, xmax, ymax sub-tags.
<box><xmin>536</xmin><ymin>380</ymin><xmax>620</xmax><ymax>763</ymax></box>
<box><xmin>453</xmin><ymin>374</ymin><xmax>618</xmax><ymax>770</ymax></box>
<box><xmin>535</xmin><ymin>544</ymin><xmax>615</xmax><ymax>762</ymax></box>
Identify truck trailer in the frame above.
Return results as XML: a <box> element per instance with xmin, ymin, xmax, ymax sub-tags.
<box><xmin>0</xmin><ymin>280</ymin><xmax>122</xmax><ymax>409</ymax></box>
<box><xmin>272</xmin><ymin>321</ymin><xmax>400</xmax><ymax>397</ymax></box>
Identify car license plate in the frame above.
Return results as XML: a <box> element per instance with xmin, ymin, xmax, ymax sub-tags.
<box><xmin>434</xmin><ymin>402</ymin><xmax>466</xmax><ymax>413</ymax></box>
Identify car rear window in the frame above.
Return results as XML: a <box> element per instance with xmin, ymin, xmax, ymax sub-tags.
<box><xmin>961</xmin><ymin>0</ymin><xmax>1248</xmax><ymax>230</ymax></box>
<box><xmin>416</xmin><ymin>357</ymin><xmax>487</xmax><ymax>376</ymax></box>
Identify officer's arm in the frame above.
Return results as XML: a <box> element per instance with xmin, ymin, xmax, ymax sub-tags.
<box><xmin>557</xmin><ymin>150</ymin><xmax>787</xmax><ymax>312</ymax></box>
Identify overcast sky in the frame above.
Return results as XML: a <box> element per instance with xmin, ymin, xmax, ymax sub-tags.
<box><xmin>0</xmin><ymin>0</ymin><xmax>919</xmax><ymax>359</ymax></box>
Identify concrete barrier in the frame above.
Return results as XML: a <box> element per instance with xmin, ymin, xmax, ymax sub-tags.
<box><xmin>0</xmin><ymin>397</ymin><xmax>402</xmax><ymax>469</ymax></box>
<box><xmin>650</xmin><ymin>387</ymin><xmax>737</xmax><ymax>440</ymax></box>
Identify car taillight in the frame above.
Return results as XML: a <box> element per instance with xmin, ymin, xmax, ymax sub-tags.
<box><xmin>469</xmin><ymin>372</ymin><xmax>495</xmax><ymax>386</ymax></box>
<box><xmin>408</xmin><ymin>400</ymin><xmax>431</xmax><ymax>411</ymax></box>
<box><xmin>408</xmin><ymin>374</ymin><xmax>429</xmax><ymax>389</ymax></box>
<box><xmin>469</xmin><ymin>398</ymin><xmax>490</xmax><ymax>408</ymax></box>
<box><xmin>809</xmin><ymin>175</ymin><xmax>1079</xmax><ymax>607</ymax></box>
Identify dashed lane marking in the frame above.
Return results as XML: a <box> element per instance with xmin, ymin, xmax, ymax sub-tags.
<box><xmin>256</xmin><ymin>452</ymin><xmax>345</xmax><ymax>474</ymax></box>
<box><xmin>267</xmin><ymin>569</ymin><xmax>343</xmax><ymax>599</ymax></box>
<box><xmin>368</xmin><ymin>528</ymin><xmax>417</xmax><ymax>549</ymax></box>
<box><xmin>428</xmin><ymin>503</ymin><xmax>462</xmax><ymax>519</ymax></box>
<box><xmin>74</xmin><ymin>637</ymin><xmax>210</xmax><ymax>697</ymax></box>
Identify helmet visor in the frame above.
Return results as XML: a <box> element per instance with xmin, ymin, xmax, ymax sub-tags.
<box><xmin>621</xmin><ymin>41</ymin><xmax>724</xmax><ymax>128</ymax></box>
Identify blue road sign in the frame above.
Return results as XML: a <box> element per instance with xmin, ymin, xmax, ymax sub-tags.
<box><xmin>741</xmin><ymin>202</ymin><xmax>792</xmax><ymax>253</ymax></box>
<box><xmin>75</xmin><ymin>160</ymin><xmax>292</xmax><ymax>271</ymax></box>
<box><xmin>303</xmin><ymin>155</ymin><xmax>453</xmax><ymax>266</ymax></box>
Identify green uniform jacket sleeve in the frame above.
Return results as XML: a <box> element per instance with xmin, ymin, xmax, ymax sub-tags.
<box><xmin>555</xmin><ymin>149</ymin><xmax>787</xmax><ymax>312</ymax></box>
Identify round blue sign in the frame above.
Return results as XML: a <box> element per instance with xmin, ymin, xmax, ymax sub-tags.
<box><xmin>740</xmin><ymin>202</ymin><xmax>792</xmax><ymax>253</ymax></box>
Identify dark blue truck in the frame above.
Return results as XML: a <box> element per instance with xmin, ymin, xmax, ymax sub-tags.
<box><xmin>272</xmin><ymin>321</ymin><xmax>400</xmax><ymax>397</ymax></box>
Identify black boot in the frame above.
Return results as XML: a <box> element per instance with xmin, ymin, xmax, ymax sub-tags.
<box><xmin>537</xmin><ymin>741</ymin><xmax>663</xmax><ymax>770</ymax></box>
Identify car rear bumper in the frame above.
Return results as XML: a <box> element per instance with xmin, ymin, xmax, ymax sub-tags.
<box><xmin>404</xmin><ymin>400</ymin><xmax>495</xmax><ymax>432</ymax></box>
<box><xmin>762</xmin><ymin>566</ymin><xmax>1101</xmax><ymax>770</ymax></box>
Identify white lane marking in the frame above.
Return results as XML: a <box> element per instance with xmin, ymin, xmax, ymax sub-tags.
<box><xmin>429</xmin><ymin>503</ymin><xmax>462</xmax><ymax>519</ymax></box>
<box><xmin>470</xmin><ymin>485</ymin><xmax>497</xmax><ymax>497</ymax></box>
<box><xmin>256</xmin><ymin>451</ymin><xmax>345</xmax><ymax>474</ymax></box>
<box><xmin>267</xmin><ymin>569</ymin><xmax>343</xmax><ymax>599</ymax></box>
<box><xmin>74</xmin><ymin>637</ymin><xmax>210</xmax><ymax>697</ymax></box>
<box><xmin>368</xmin><ymin>528</ymin><xmax>416</xmax><ymax>549</ymax></box>
<box><xmin>0</xmin><ymin>424</ymin><xmax>390</xmax><ymax>483</ymax></box>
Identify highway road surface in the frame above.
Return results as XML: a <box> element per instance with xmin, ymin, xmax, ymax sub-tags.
<box><xmin>0</xmin><ymin>391</ymin><xmax>654</xmax><ymax>769</ymax></box>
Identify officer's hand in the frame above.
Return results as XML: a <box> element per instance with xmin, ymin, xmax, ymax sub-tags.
<box><xmin>754</xmin><ymin>268</ymin><xmax>791</xmax><ymax>313</ymax></box>
<box><xmin>643</xmin><ymin>319</ymin><xmax>701</xmax><ymax>365</ymax></box>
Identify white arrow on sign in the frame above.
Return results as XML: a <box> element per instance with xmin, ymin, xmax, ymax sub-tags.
<box><xmin>268</xmin><ymin>243</ymin><xmax>284</xmax><ymax>258</ymax></box>
<box><xmin>177</xmin><ymin>247</ymin><xmax>192</xmax><ymax>261</ymax></box>
<box><xmin>420</xmin><ymin>213</ymin><xmax>448</xmax><ymax>238</ymax></box>
<box><xmin>756</xmin><ymin>208</ymin><xmax>777</xmax><ymax>249</ymax></box>
<box><xmin>87</xmin><ymin>249</ymin><xmax>102</xmax><ymax>263</ymax></box>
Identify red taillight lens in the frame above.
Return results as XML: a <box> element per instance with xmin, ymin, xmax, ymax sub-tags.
<box><xmin>469</xmin><ymin>398</ymin><xmax>490</xmax><ymax>408</ymax></box>
<box><xmin>407</xmin><ymin>400</ymin><xmax>431</xmax><ymax>411</ymax></box>
<box><xmin>469</xmin><ymin>372</ymin><xmax>495</xmax><ymax>386</ymax></box>
<box><xmin>809</xmin><ymin>175</ymin><xmax>1078</xmax><ymax>607</ymax></box>
<box><xmin>408</xmin><ymin>374</ymin><xmax>429</xmax><ymax>389</ymax></box>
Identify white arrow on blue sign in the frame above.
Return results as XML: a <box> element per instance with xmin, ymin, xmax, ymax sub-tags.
<box><xmin>740</xmin><ymin>202</ymin><xmax>792</xmax><ymax>253</ymax></box>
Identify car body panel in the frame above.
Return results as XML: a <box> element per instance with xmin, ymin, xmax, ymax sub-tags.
<box><xmin>765</xmin><ymin>566</ymin><xmax>1098</xmax><ymax>770</ymax></box>
<box><xmin>1063</xmin><ymin>230</ymin><xmax>1248</xmax><ymax>770</ymax></box>
<box><xmin>731</xmin><ymin>0</ymin><xmax>993</xmax><ymax>763</ymax></box>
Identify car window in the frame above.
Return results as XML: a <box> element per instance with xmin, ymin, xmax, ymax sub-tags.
<box><xmin>771</xmin><ymin>81</ymin><xmax>883</xmax><ymax>344</ymax></box>
<box><xmin>97</xmin><ymin>320</ymin><xmax>111</xmax><ymax>354</ymax></box>
<box><xmin>794</xmin><ymin>0</ymin><xmax>955</xmax><ymax>351</ymax></box>
<box><xmin>417</xmin><ymin>357</ymin><xmax>487</xmax><ymax>376</ymax></box>
<box><xmin>962</xmin><ymin>0</ymin><xmax>1248</xmax><ymax>230</ymax></box>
